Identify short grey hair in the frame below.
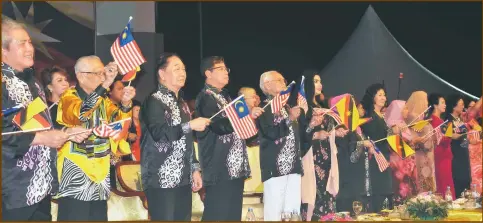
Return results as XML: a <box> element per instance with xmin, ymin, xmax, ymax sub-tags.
<box><xmin>74</xmin><ymin>55</ymin><xmax>101</xmax><ymax>73</ymax></box>
<box><xmin>2</xmin><ymin>16</ymin><xmax>26</xmax><ymax>49</ymax></box>
<box><xmin>238</xmin><ymin>86</ymin><xmax>255</xmax><ymax>96</ymax></box>
<box><xmin>259</xmin><ymin>71</ymin><xmax>276</xmax><ymax>95</ymax></box>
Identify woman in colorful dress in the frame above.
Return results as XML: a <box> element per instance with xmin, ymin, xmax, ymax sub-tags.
<box><xmin>428</xmin><ymin>93</ymin><xmax>455</xmax><ymax>199</ymax></box>
<box><xmin>383</xmin><ymin>100</ymin><xmax>418</xmax><ymax>203</ymax></box>
<box><xmin>298</xmin><ymin>69</ymin><xmax>347</xmax><ymax>221</ymax></box>
<box><xmin>405</xmin><ymin>91</ymin><xmax>436</xmax><ymax>195</ymax></box>
<box><xmin>463</xmin><ymin>98</ymin><xmax>482</xmax><ymax>193</ymax></box>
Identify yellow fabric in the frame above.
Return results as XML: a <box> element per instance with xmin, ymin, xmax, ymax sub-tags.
<box><xmin>411</xmin><ymin>119</ymin><xmax>430</xmax><ymax>132</ymax></box>
<box><xmin>24</xmin><ymin>97</ymin><xmax>47</xmax><ymax>121</ymax></box>
<box><xmin>194</xmin><ymin>143</ymin><xmax>263</xmax><ymax>193</ymax></box>
<box><xmin>445</xmin><ymin>122</ymin><xmax>453</xmax><ymax>137</ymax></box>
<box><xmin>387</xmin><ymin>135</ymin><xmax>415</xmax><ymax>158</ymax></box>
<box><xmin>445</xmin><ymin>209</ymin><xmax>482</xmax><ymax>221</ymax></box>
<box><xmin>57</xmin><ymin>88</ymin><xmax>132</xmax><ymax>183</ymax></box>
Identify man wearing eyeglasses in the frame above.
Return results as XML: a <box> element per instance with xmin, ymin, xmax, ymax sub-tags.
<box><xmin>55</xmin><ymin>55</ymin><xmax>136</xmax><ymax>221</ymax></box>
<box><xmin>195</xmin><ymin>56</ymin><xmax>264</xmax><ymax>221</ymax></box>
<box><xmin>257</xmin><ymin>71</ymin><xmax>305</xmax><ymax>221</ymax></box>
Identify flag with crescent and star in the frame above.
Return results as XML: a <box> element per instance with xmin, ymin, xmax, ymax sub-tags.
<box><xmin>332</xmin><ymin>94</ymin><xmax>370</xmax><ymax>131</ymax></box>
<box><xmin>225</xmin><ymin>96</ymin><xmax>258</xmax><ymax>139</ymax></box>
<box><xmin>110</xmin><ymin>19</ymin><xmax>146</xmax><ymax>75</ymax></box>
<box><xmin>386</xmin><ymin>134</ymin><xmax>415</xmax><ymax>159</ymax></box>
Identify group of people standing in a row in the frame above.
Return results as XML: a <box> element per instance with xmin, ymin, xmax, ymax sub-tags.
<box><xmin>296</xmin><ymin>81</ymin><xmax>482</xmax><ymax>221</ymax></box>
<box><xmin>2</xmin><ymin>17</ymin><xmax>481</xmax><ymax>222</ymax></box>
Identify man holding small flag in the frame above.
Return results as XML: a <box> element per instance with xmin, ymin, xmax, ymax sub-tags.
<box><xmin>140</xmin><ymin>53</ymin><xmax>209</xmax><ymax>220</ymax></box>
<box><xmin>55</xmin><ymin>55</ymin><xmax>135</xmax><ymax>221</ymax></box>
<box><xmin>195</xmin><ymin>56</ymin><xmax>264</xmax><ymax>221</ymax></box>
<box><xmin>257</xmin><ymin>70</ymin><xmax>305</xmax><ymax>220</ymax></box>
<box><xmin>1</xmin><ymin>18</ymin><xmax>91</xmax><ymax>221</ymax></box>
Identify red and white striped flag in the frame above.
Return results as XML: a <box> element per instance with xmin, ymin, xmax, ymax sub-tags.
<box><xmin>93</xmin><ymin>120</ymin><xmax>122</xmax><ymax>138</ymax></box>
<box><xmin>110</xmin><ymin>18</ymin><xmax>146</xmax><ymax>75</ymax></box>
<box><xmin>225</xmin><ymin>95</ymin><xmax>258</xmax><ymax>139</ymax></box>
<box><xmin>372</xmin><ymin>143</ymin><xmax>389</xmax><ymax>172</ymax></box>
<box><xmin>271</xmin><ymin>82</ymin><xmax>295</xmax><ymax>114</ymax></box>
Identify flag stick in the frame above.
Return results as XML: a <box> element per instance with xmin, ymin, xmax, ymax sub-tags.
<box><xmin>422</xmin><ymin>120</ymin><xmax>449</xmax><ymax>139</ymax></box>
<box><xmin>374</xmin><ymin>120</ymin><xmax>447</xmax><ymax>143</ymax></box>
<box><xmin>48</xmin><ymin>102</ymin><xmax>57</xmax><ymax>110</ymax></box>
<box><xmin>408</xmin><ymin>106</ymin><xmax>431</xmax><ymax>125</ymax></box>
<box><xmin>67</xmin><ymin>118</ymin><xmax>131</xmax><ymax>136</ymax></box>
<box><xmin>209</xmin><ymin>95</ymin><xmax>245</xmax><ymax>120</ymax></box>
<box><xmin>2</xmin><ymin>127</ymin><xmax>51</xmax><ymax>136</ymax></box>
<box><xmin>126</xmin><ymin>16</ymin><xmax>133</xmax><ymax>87</ymax></box>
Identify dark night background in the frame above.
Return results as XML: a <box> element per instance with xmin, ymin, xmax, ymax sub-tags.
<box><xmin>156</xmin><ymin>1</ymin><xmax>481</xmax><ymax>101</ymax></box>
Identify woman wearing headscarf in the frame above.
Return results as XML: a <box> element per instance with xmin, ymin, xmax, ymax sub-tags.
<box><xmin>330</xmin><ymin>96</ymin><xmax>368</xmax><ymax>214</ymax></box>
<box><xmin>428</xmin><ymin>93</ymin><xmax>455</xmax><ymax>199</ymax></box>
<box><xmin>404</xmin><ymin>91</ymin><xmax>436</xmax><ymax>195</ymax></box>
<box><xmin>383</xmin><ymin>100</ymin><xmax>418</xmax><ymax>203</ymax></box>
<box><xmin>360</xmin><ymin>83</ymin><xmax>393</xmax><ymax>212</ymax></box>
<box><xmin>297</xmin><ymin>69</ymin><xmax>347</xmax><ymax>221</ymax></box>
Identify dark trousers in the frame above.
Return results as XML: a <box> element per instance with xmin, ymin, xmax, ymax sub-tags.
<box><xmin>202</xmin><ymin>178</ymin><xmax>245</xmax><ymax>221</ymax></box>
<box><xmin>110</xmin><ymin>165</ymin><xmax>117</xmax><ymax>189</ymax></box>
<box><xmin>2</xmin><ymin>196</ymin><xmax>51</xmax><ymax>221</ymax></box>
<box><xmin>453</xmin><ymin>178</ymin><xmax>471</xmax><ymax>198</ymax></box>
<box><xmin>145</xmin><ymin>185</ymin><xmax>192</xmax><ymax>221</ymax></box>
<box><xmin>57</xmin><ymin>197</ymin><xmax>107</xmax><ymax>221</ymax></box>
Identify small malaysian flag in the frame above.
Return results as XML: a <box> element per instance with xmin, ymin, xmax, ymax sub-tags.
<box><xmin>93</xmin><ymin>120</ymin><xmax>122</xmax><ymax>138</ymax></box>
<box><xmin>297</xmin><ymin>76</ymin><xmax>308</xmax><ymax>113</ymax></box>
<box><xmin>372</xmin><ymin>143</ymin><xmax>389</xmax><ymax>172</ymax></box>
<box><xmin>110</xmin><ymin>17</ymin><xmax>147</xmax><ymax>75</ymax></box>
<box><xmin>271</xmin><ymin>81</ymin><xmax>295</xmax><ymax>114</ymax></box>
<box><xmin>225</xmin><ymin>96</ymin><xmax>258</xmax><ymax>139</ymax></box>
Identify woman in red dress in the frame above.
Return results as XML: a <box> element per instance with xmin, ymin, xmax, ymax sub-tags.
<box><xmin>428</xmin><ymin>93</ymin><xmax>455</xmax><ymax>199</ymax></box>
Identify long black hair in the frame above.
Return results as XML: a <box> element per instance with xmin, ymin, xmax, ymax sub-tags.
<box><xmin>361</xmin><ymin>83</ymin><xmax>386</xmax><ymax>118</ymax></box>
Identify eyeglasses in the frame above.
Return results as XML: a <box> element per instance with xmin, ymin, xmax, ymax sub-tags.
<box><xmin>80</xmin><ymin>71</ymin><xmax>104</xmax><ymax>76</ymax></box>
<box><xmin>209</xmin><ymin>66</ymin><xmax>230</xmax><ymax>73</ymax></box>
<box><xmin>266</xmin><ymin>78</ymin><xmax>287</xmax><ymax>85</ymax></box>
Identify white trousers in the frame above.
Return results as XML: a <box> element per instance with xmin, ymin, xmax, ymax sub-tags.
<box><xmin>263</xmin><ymin>173</ymin><xmax>301</xmax><ymax>221</ymax></box>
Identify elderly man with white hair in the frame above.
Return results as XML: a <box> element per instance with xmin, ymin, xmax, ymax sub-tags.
<box><xmin>257</xmin><ymin>70</ymin><xmax>312</xmax><ymax>221</ymax></box>
<box><xmin>55</xmin><ymin>55</ymin><xmax>136</xmax><ymax>221</ymax></box>
<box><xmin>1</xmin><ymin>17</ymin><xmax>91</xmax><ymax>221</ymax></box>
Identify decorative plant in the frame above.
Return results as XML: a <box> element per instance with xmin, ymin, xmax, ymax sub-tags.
<box><xmin>405</xmin><ymin>193</ymin><xmax>449</xmax><ymax>220</ymax></box>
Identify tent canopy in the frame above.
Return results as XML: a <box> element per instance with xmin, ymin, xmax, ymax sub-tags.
<box><xmin>320</xmin><ymin>5</ymin><xmax>479</xmax><ymax>102</ymax></box>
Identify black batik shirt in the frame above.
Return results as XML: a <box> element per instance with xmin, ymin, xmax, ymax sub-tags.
<box><xmin>140</xmin><ymin>84</ymin><xmax>200</xmax><ymax>189</ymax></box>
<box><xmin>1</xmin><ymin>62</ymin><xmax>58</xmax><ymax>209</ymax></box>
<box><xmin>257</xmin><ymin>101</ymin><xmax>304</xmax><ymax>182</ymax></box>
<box><xmin>194</xmin><ymin>84</ymin><xmax>251</xmax><ymax>186</ymax></box>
